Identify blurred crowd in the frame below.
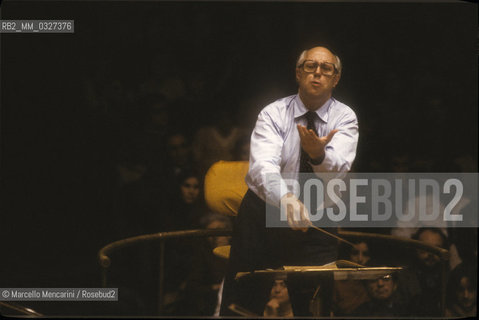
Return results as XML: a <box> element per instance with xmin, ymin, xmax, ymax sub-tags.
<box><xmin>84</xmin><ymin>66</ymin><xmax>253</xmax><ymax>315</ymax></box>
<box><xmin>332</xmin><ymin>229</ymin><xmax>477</xmax><ymax>318</ymax></box>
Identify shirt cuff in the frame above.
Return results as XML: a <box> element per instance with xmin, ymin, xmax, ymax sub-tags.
<box><xmin>310</xmin><ymin>149</ymin><xmax>333</xmax><ymax>172</ymax></box>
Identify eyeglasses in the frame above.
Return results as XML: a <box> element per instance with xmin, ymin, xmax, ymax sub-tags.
<box><xmin>372</xmin><ymin>274</ymin><xmax>393</xmax><ymax>282</ymax></box>
<box><xmin>300</xmin><ymin>60</ymin><xmax>337</xmax><ymax>76</ymax></box>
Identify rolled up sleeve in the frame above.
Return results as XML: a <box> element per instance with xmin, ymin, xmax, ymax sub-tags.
<box><xmin>246</xmin><ymin>109</ymin><xmax>289</xmax><ymax>206</ymax></box>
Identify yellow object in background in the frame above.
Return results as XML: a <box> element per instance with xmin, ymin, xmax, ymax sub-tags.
<box><xmin>204</xmin><ymin>161</ymin><xmax>249</xmax><ymax>216</ymax></box>
<box><xmin>213</xmin><ymin>245</ymin><xmax>231</xmax><ymax>259</ymax></box>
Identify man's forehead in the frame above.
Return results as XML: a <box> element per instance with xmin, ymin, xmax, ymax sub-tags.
<box><xmin>304</xmin><ymin>47</ymin><xmax>335</xmax><ymax>62</ymax></box>
<box><xmin>419</xmin><ymin>230</ymin><xmax>443</xmax><ymax>245</ymax></box>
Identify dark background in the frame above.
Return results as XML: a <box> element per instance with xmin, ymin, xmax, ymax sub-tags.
<box><xmin>0</xmin><ymin>0</ymin><xmax>477</xmax><ymax>316</ymax></box>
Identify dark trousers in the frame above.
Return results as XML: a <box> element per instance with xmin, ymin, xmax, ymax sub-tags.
<box><xmin>221</xmin><ymin>189</ymin><xmax>338</xmax><ymax>316</ymax></box>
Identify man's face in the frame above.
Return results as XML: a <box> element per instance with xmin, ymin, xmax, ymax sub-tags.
<box><xmin>416</xmin><ymin>230</ymin><xmax>443</xmax><ymax>267</ymax></box>
<box><xmin>350</xmin><ymin>242</ymin><xmax>371</xmax><ymax>265</ymax></box>
<box><xmin>270</xmin><ymin>280</ymin><xmax>290</xmax><ymax>305</ymax></box>
<box><xmin>296</xmin><ymin>47</ymin><xmax>340</xmax><ymax>102</ymax></box>
<box><xmin>456</xmin><ymin>276</ymin><xmax>476</xmax><ymax>310</ymax></box>
<box><xmin>180</xmin><ymin>177</ymin><xmax>200</xmax><ymax>204</ymax></box>
<box><xmin>367</xmin><ymin>275</ymin><xmax>396</xmax><ymax>301</ymax></box>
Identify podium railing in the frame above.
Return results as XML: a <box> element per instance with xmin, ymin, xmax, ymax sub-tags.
<box><xmin>98</xmin><ymin>228</ymin><xmax>232</xmax><ymax>314</ymax></box>
<box><xmin>98</xmin><ymin>229</ymin><xmax>450</xmax><ymax>315</ymax></box>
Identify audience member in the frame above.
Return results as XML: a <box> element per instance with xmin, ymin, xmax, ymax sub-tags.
<box><xmin>161</xmin><ymin>170</ymin><xmax>207</xmax><ymax>231</ymax></box>
<box><xmin>233</xmin><ymin>134</ymin><xmax>251</xmax><ymax>162</ymax></box>
<box><xmin>353</xmin><ymin>259</ymin><xmax>411</xmax><ymax>317</ymax></box>
<box><xmin>333</xmin><ymin>241</ymin><xmax>371</xmax><ymax>316</ymax></box>
<box><xmin>193</xmin><ymin>108</ymin><xmax>247</xmax><ymax>175</ymax></box>
<box><xmin>111</xmin><ymin>141</ymin><xmax>161</xmax><ymax>237</ymax></box>
<box><xmin>164</xmin><ymin>132</ymin><xmax>198</xmax><ymax>181</ymax></box>
<box><xmin>349</xmin><ymin>241</ymin><xmax>371</xmax><ymax>265</ymax></box>
<box><xmin>445</xmin><ymin>262</ymin><xmax>477</xmax><ymax>317</ymax></box>
<box><xmin>447</xmin><ymin>154</ymin><xmax>477</xmax><ymax>266</ymax></box>
<box><xmin>391</xmin><ymin>191</ymin><xmax>462</xmax><ymax>270</ymax></box>
<box><xmin>182</xmin><ymin>213</ymin><xmax>232</xmax><ymax>316</ymax></box>
<box><xmin>263</xmin><ymin>277</ymin><xmax>294</xmax><ymax>317</ymax></box>
<box><xmin>409</xmin><ymin>227</ymin><xmax>449</xmax><ymax>316</ymax></box>
<box><xmin>159</xmin><ymin>171</ymin><xmax>207</xmax><ymax>314</ymax></box>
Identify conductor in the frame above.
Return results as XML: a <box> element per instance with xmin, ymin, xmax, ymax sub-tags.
<box><xmin>221</xmin><ymin>46</ymin><xmax>359</xmax><ymax>316</ymax></box>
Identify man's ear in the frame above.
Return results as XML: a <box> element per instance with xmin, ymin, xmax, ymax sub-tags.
<box><xmin>332</xmin><ymin>72</ymin><xmax>341</xmax><ymax>88</ymax></box>
<box><xmin>295</xmin><ymin>68</ymin><xmax>301</xmax><ymax>83</ymax></box>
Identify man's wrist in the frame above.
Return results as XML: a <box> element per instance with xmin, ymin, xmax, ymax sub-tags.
<box><xmin>310</xmin><ymin>153</ymin><xmax>325</xmax><ymax>165</ymax></box>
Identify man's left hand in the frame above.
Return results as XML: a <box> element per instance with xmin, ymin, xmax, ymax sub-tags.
<box><xmin>297</xmin><ymin>125</ymin><xmax>338</xmax><ymax>161</ymax></box>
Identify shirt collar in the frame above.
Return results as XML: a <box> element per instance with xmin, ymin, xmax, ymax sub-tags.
<box><xmin>293</xmin><ymin>94</ymin><xmax>333</xmax><ymax>123</ymax></box>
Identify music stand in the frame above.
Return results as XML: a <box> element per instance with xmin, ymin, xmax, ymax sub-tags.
<box><xmin>232</xmin><ymin>260</ymin><xmax>403</xmax><ymax>317</ymax></box>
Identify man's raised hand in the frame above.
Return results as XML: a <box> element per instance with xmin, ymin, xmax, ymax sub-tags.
<box><xmin>297</xmin><ymin>125</ymin><xmax>338</xmax><ymax>161</ymax></box>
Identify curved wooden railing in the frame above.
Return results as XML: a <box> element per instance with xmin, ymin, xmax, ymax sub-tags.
<box><xmin>339</xmin><ymin>230</ymin><xmax>450</xmax><ymax>260</ymax></box>
<box><xmin>98</xmin><ymin>229</ymin><xmax>232</xmax><ymax>268</ymax></box>
<box><xmin>98</xmin><ymin>229</ymin><xmax>233</xmax><ymax>314</ymax></box>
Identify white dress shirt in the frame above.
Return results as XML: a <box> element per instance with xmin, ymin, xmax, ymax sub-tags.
<box><xmin>246</xmin><ymin>94</ymin><xmax>359</xmax><ymax>206</ymax></box>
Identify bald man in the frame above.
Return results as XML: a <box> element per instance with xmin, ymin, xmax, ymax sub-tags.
<box><xmin>221</xmin><ymin>46</ymin><xmax>359</xmax><ymax>316</ymax></box>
